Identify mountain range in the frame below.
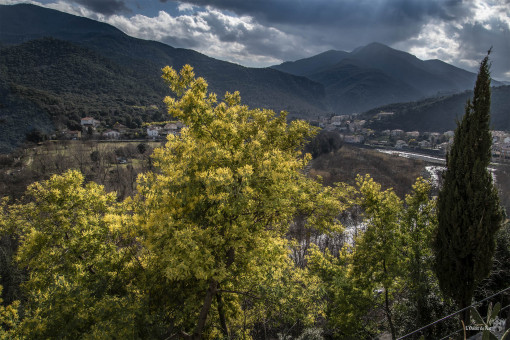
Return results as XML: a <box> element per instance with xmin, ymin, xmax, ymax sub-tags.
<box><xmin>272</xmin><ymin>43</ymin><xmax>505</xmax><ymax>113</ymax></box>
<box><xmin>0</xmin><ymin>3</ymin><xmax>508</xmax><ymax>152</ymax></box>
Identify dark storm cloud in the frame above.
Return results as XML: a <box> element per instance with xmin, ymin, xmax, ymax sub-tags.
<box><xmin>176</xmin><ymin>0</ymin><xmax>464</xmax><ymax>26</ymax></box>
<box><xmin>72</xmin><ymin>0</ymin><xmax>131</xmax><ymax>15</ymax></box>
<box><xmin>168</xmin><ymin>0</ymin><xmax>471</xmax><ymax>51</ymax></box>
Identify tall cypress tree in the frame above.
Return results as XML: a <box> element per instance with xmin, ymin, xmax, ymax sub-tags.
<box><xmin>434</xmin><ymin>50</ymin><xmax>505</xmax><ymax>327</ymax></box>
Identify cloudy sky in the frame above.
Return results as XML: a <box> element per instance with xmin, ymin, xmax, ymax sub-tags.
<box><xmin>2</xmin><ymin>0</ymin><xmax>510</xmax><ymax>81</ymax></box>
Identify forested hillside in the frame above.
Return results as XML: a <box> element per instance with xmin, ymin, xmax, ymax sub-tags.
<box><xmin>0</xmin><ymin>4</ymin><xmax>328</xmax><ymax>152</ymax></box>
<box><xmin>362</xmin><ymin>85</ymin><xmax>510</xmax><ymax>132</ymax></box>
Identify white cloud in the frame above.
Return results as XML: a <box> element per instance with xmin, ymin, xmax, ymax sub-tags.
<box><xmin>393</xmin><ymin>0</ymin><xmax>510</xmax><ymax>80</ymax></box>
<box><xmin>396</xmin><ymin>19</ymin><xmax>461</xmax><ymax>64</ymax></box>
<box><xmin>177</xmin><ymin>2</ymin><xmax>194</xmax><ymax>12</ymax></box>
<box><xmin>470</xmin><ymin>0</ymin><xmax>510</xmax><ymax>29</ymax></box>
<box><xmin>104</xmin><ymin>6</ymin><xmax>301</xmax><ymax>66</ymax></box>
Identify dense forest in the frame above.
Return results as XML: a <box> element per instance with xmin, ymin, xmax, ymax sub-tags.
<box><xmin>0</xmin><ymin>65</ymin><xmax>509</xmax><ymax>339</ymax></box>
<box><xmin>0</xmin><ymin>38</ymin><xmax>169</xmax><ymax>152</ymax></box>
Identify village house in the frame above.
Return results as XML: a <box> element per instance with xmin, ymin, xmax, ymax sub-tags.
<box><xmin>391</xmin><ymin>129</ymin><xmax>404</xmax><ymax>137</ymax></box>
<box><xmin>330</xmin><ymin>115</ymin><xmax>350</xmax><ymax>125</ymax></box>
<box><xmin>418</xmin><ymin>140</ymin><xmax>432</xmax><ymax>148</ymax></box>
<box><xmin>395</xmin><ymin>140</ymin><xmax>408</xmax><ymax>149</ymax></box>
<box><xmin>406</xmin><ymin>131</ymin><xmax>420</xmax><ymax>138</ymax></box>
<box><xmin>349</xmin><ymin>120</ymin><xmax>366</xmax><ymax>132</ymax></box>
<box><xmin>428</xmin><ymin>132</ymin><xmax>442</xmax><ymax>143</ymax></box>
<box><xmin>147</xmin><ymin>126</ymin><xmax>161</xmax><ymax>139</ymax></box>
<box><xmin>80</xmin><ymin>117</ymin><xmax>100</xmax><ymax>127</ymax></box>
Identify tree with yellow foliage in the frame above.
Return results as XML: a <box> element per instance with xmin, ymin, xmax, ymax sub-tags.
<box><xmin>3</xmin><ymin>171</ymin><xmax>144</xmax><ymax>339</ymax></box>
<box><xmin>134</xmin><ymin>65</ymin><xmax>339</xmax><ymax>338</ymax></box>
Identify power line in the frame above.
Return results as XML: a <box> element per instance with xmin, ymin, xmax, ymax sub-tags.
<box><xmin>397</xmin><ymin>286</ymin><xmax>510</xmax><ymax>340</ymax></box>
<box><xmin>438</xmin><ymin>303</ymin><xmax>510</xmax><ymax>340</ymax></box>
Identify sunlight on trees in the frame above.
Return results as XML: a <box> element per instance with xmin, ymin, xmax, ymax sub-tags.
<box><xmin>0</xmin><ymin>63</ymin><xmax>505</xmax><ymax>339</ymax></box>
<box><xmin>133</xmin><ymin>65</ymin><xmax>341</xmax><ymax>338</ymax></box>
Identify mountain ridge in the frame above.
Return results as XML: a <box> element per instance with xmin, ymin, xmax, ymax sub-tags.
<box><xmin>272</xmin><ymin>42</ymin><xmax>504</xmax><ymax>113</ymax></box>
<box><xmin>0</xmin><ymin>3</ymin><xmax>327</xmax><ymax>116</ymax></box>
<box><xmin>360</xmin><ymin>85</ymin><xmax>510</xmax><ymax>132</ymax></box>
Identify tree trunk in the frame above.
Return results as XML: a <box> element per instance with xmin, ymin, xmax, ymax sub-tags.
<box><xmin>385</xmin><ymin>288</ymin><xmax>397</xmax><ymax>340</ymax></box>
<box><xmin>458</xmin><ymin>292</ymin><xmax>472</xmax><ymax>339</ymax></box>
<box><xmin>192</xmin><ymin>279</ymin><xmax>218</xmax><ymax>339</ymax></box>
<box><xmin>217</xmin><ymin>292</ymin><xmax>229</xmax><ymax>338</ymax></box>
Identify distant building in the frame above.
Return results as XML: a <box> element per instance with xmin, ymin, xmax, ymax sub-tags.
<box><xmin>147</xmin><ymin>126</ymin><xmax>161</xmax><ymax>138</ymax></box>
<box><xmin>406</xmin><ymin>131</ymin><xmax>420</xmax><ymax>138</ymax></box>
<box><xmin>418</xmin><ymin>140</ymin><xmax>431</xmax><ymax>148</ymax></box>
<box><xmin>395</xmin><ymin>140</ymin><xmax>408</xmax><ymax>149</ymax></box>
<box><xmin>429</xmin><ymin>132</ymin><xmax>441</xmax><ymax>143</ymax></box>
<box><xmin>391</xmin><ymin>129</ymin><xmax>404</xmax><ymax>137</ymax></box>
<box><xmin>331</xmin><ymin>115</ymin><xmax>350</xmax><ymax>123</ymax></box>
<box><xmin>81</xmin><ymin>117</ymin><xmax>100</xmax><ymax>127</ymax></box>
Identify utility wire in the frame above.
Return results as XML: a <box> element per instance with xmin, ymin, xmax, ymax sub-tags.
<box><xmin>397</xmin><ymin>286</ymin><xmax>510</xmax><ymax>340</ymax></box>
<box><xmin>438</xmin><ymin>304</ymin><xmax>510</xmax><ymax>340</ymax></box>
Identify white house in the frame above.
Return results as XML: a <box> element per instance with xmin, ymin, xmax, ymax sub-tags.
<box><xmin>81</xmin><ymin>117</ymin><xmax>100</xmax><ymax>127</ymax></box>
<box><xmin>147</xmin><ymin>126</ymin><xmax>160</xmax><ymax>138</ymax></box>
